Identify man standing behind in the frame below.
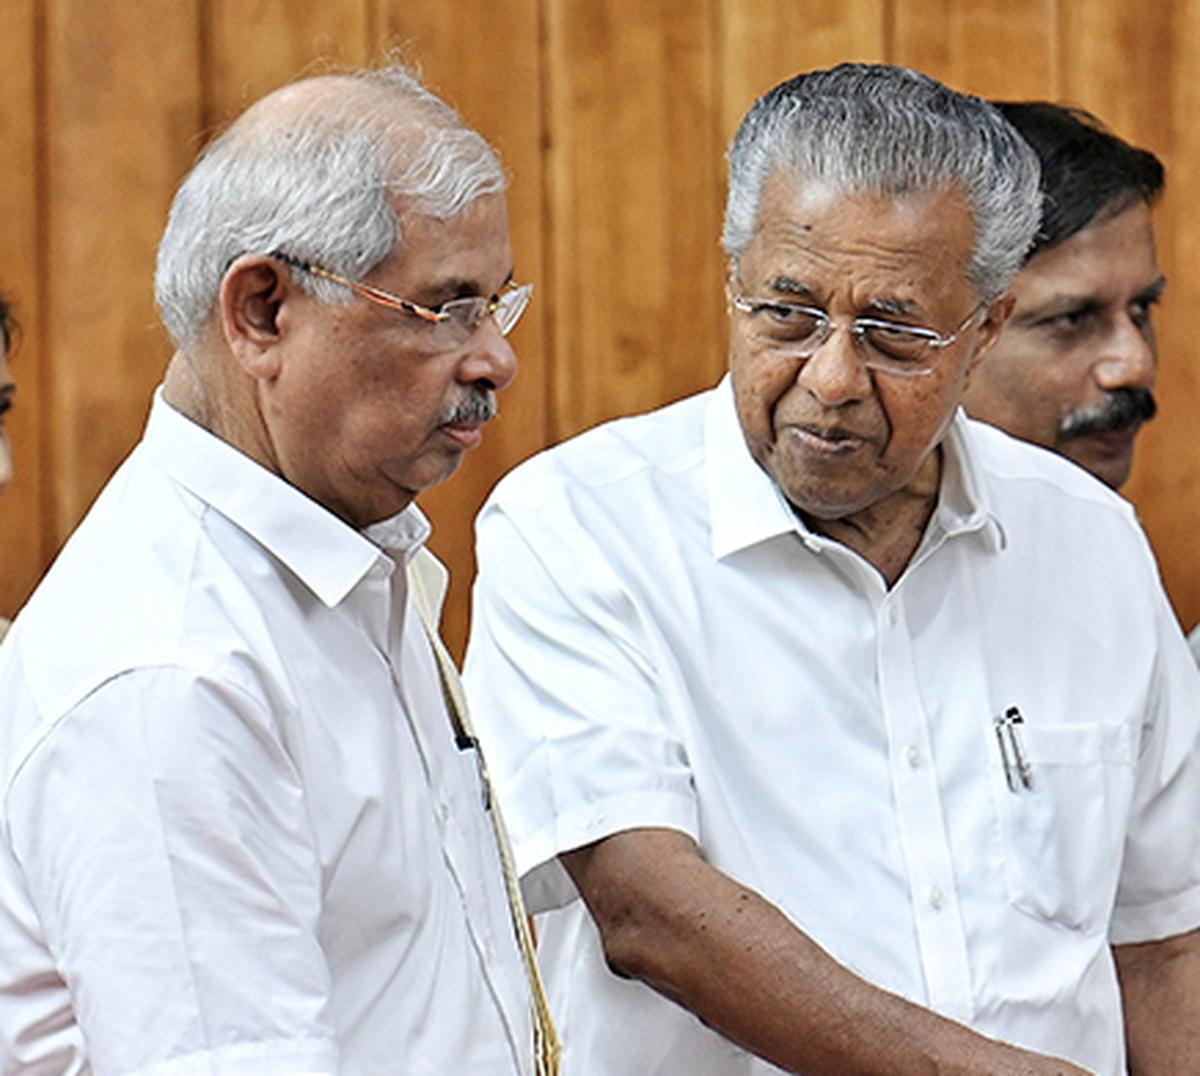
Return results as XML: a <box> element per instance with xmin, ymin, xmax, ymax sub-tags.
<box><xmin>962</xmin><ymin>105</ymin><xmax>1200</xmax><ymax>664</ymax></box>
<box><xmin>0</xmin><ymin>65</ymin><xmax>557</xmax><ymax>1074</ymax></box>
<box><xmin>465</xmin><ymin>65</ymin><xmax>1200</xmax><ymax>1074</ymax></box>
<box><xmin>963</xmin><ymin>102</ymin><xmax>1163</xmax><ymax>492</ymax></box>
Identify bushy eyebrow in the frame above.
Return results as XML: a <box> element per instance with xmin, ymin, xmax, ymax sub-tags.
<box><xmin>765</xmin><ymin>276</ymin><xmax>923</xmax><ymax>319</ymax></box>
<box><xmin>422</xmin><ymin>269</ymin><xmax>515</xmax><ymax>305</ymax></box>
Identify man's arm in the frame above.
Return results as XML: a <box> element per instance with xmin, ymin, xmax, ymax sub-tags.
<box><xmin>563</xmin><ymin>827</ymin><xmax>1089</xmax><ymax>1075</ymax></box>
<box><xmin>1114</xmin><ymin>929</ymin><xmax>1200</xmax><ymax>1073</ymax></box>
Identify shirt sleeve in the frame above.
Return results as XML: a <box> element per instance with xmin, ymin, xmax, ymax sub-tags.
<box><xmin>4</xmin><ymin>664</ymin><xmax>339</xmax><ymax>1075</ymax></box>
<box><xmin>1110</xmin><ymin>585</ymin><xmax>1200</xmax><ymax>945</ymax></box>
<box><xmin>464</xmin><ymin>498</ymin><xmax>699</xmax><ymax>914</ymax></box>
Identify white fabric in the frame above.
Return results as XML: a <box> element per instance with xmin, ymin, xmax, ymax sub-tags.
<box><xmin>1189</xmin><ymin>623</ymin><xmax>1200</xmax><ymax>665</ymax></box>
<box><xmin>464</xmin><ymin>375</ymin><xmax>1200</xmax><ymax>1076</ymax></box>
<box><xmin>0</xmin><ymin>392</ymin><xmax>532</xmax><ymax>1076</ymax></box>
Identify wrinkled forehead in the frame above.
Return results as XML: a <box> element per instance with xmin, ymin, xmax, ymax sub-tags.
<box><xmin>739</xmin><ymin>170</ymin><xmax>978</xmax><ymax>301</ymax></box>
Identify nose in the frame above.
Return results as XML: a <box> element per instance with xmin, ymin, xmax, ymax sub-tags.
<box><xmin>462</xmin><ymin>316</ymin><xmax>518</xmax><ymax>393</ymax></box>
<box><xmin>795</xmin><ymin>324</ymin><xmax>873</xmax><ymax>406</ymax></box>
<box><xmin>1094</xmin><ymin>316</ymin><xmax>1156</xmax><ymax>393</ymax></box>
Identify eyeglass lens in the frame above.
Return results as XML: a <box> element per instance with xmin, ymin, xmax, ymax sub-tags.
<box><xmin>746</xmin><ymin>303</ymin><xmax>937</xmax><ymax>370</ymax></box>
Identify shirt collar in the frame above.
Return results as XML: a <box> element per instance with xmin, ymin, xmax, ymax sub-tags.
<box><xmin>706</xmin><ymin>375</ymin><xmax>806</xmax><ymax>559</ymax></box>
<box><xmin>141</xmin><ymin>389</ymin><xmax>431</xmax><ymax>607</ymax></box>
<box><xmin>933</xmin><ymin>410</ymin><xmax>1007</xmax><ymax>552</ymax></box>
<box><xmin>705</xmin><ymin>377</ymin><xmax>1005</xmax><ymax>559</ymax></box>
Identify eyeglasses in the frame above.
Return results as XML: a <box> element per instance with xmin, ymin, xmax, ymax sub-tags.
<box><xmin>274</xmin><ymin>253</ymin><xmax>533</xmax><ymax>348</ymax></box>
<box><xmin>730</xmin><ymin>294</ymin><xmax>985</xmax><ymax>377</ymax></box>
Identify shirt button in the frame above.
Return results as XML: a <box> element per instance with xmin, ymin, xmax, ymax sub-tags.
<box><xmin>929</xmin><ymin>886</ymin><xmax>945</xmax><ymax>910</ymax></box>
<box><xmin>905</xmin><ymin>746</ymin><xmax>923</xmax><ymax>770</ymax></box>
<box><xmin>887</xmin><ymin>605</ymin><xmax>899</xmax><ymax>627</ymax></box>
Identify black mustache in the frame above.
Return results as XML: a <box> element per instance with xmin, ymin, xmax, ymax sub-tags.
<box><xmin>440</xmin><ymin>389</ymin><xmax>497</xmax><ymax>426</ymax></box>
<box><xmin>1058</xmin><ymin>388</ymin><xmax>1156</xmax><ymax>440</ymax></box>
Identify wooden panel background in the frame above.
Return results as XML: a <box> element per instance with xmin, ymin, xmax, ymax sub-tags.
<box><xmin>0</xmin><ymin>0</ymin><xmax>1196</xmax><ymax>659</ymax></box>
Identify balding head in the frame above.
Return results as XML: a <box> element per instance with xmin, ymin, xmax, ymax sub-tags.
<box><xmin>155</xmin><ymin>64</ymin><xmax>506</xmax><ymax>352</ymax></box>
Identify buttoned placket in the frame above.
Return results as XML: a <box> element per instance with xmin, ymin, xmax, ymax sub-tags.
<box><xmin>364</xmin><ymin>551</ymin><xmax>530</xmax><ymax>1074</ymax></box>
<box><xmin>875</xmin><ymin>570</ymin><xmax>975</xmax><ymax>1021</ymax></box>
<box><xmin>799</xmin><ymin>526</ymin><xmax>975</xmax><ymax>1020</ymax></box>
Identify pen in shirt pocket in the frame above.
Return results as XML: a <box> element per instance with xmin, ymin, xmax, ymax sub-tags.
<box><xmin>994</xmin><ymin>705</ymin><xmax>1033</xmax><ymax>792</ymax></box>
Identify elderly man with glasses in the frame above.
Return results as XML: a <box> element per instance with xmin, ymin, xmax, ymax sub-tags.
<box><xmin>463</xmin><ymin>64</ymin><xmax>1200</xmax><ymax>1074</ymax></box>
<box><xmin>0</xmin><ymin>65</ymin><xmax>558</xmax><ymax>1075</ymax></box>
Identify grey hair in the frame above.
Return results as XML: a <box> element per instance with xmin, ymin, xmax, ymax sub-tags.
<box><xmin>155</xmin><ymin>64</ymin><xmax>507</xmax><ymax>350</ymax></box>
<box><xmin>722</xmin><ymin>64</ymin><xmax>1041</xmax><ymax>299</ymax></box>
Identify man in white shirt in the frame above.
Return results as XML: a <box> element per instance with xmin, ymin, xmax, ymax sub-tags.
<box><xmin>0</xmin><ymin>65</ymin><xmax>553</xmax><ymax>1075</ymax></box>
<box><xmin>464</xmin><ymin>64</ymin><xmax>1200</xmax><ymax>1074</ymax></box>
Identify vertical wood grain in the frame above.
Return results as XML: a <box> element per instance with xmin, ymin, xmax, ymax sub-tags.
<box><xmin>1060</xmin><ymin>0</ymin><xmax>1200</xmax><ymax>628</ymax></box>
<box><xmin>0</xmin><ymin>1</ymin><xmax>45</xmax><ymax>618</ymax></box>
<box><xmin>207</xmin><ymin>0</ymin><xmax>377</xmax><ymax>126</ymax></box>
<box><xmin>716</xmin><ymin>0</ymin><xmax>888</xmax><ymax>146</ymax></box>
<box><xmin>544</xmin><ymin>0</ymin><xmax>727</xmax><ymax>447</ymax></box>
<box><xmin>376</xmin><ymin>0</ymin><xmax>546</xmax><ymax>658</ymax></box>
<box><xmin>42</xmin><ymin>1</ymin><xmax>202</xmax><ymax>543</ymax></box>
<box><xmin>892</xmin><ymin>0</ymin><xmax>1057</xmax><ymax>98</ymax></box>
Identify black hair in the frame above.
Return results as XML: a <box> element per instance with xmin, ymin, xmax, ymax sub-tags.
<box><xmin>995</xmin><ymin>102</ymin><xmax>1164</xmax><ymax>261</ymax></box>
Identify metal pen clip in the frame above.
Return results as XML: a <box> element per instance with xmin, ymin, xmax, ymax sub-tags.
<box><xmin>994</xmin><ymin>713</ymin><xmax>1017</xmax><ymax>792</ymax></box>
<box><xmin>994</xmin><ymin>706</ymin><xmax>1033</xmax><ymax>793</ymax></box>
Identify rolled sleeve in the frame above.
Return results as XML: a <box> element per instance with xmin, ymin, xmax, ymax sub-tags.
<box><xmin>465</xmin><ymin>500</ymin><xmax>699</xmax><ymax>912</ymax></box>
<box><xmin>1111</xmin><ymin>592</ymin><xmax>1200</xmax><ymax>945</ymax></box>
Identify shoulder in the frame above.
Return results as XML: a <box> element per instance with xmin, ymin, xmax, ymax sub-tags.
<box><xmin>486</xmin><ymin>388</ymin><xmax>711</xmax><ymax>517</ymax></box>
<box><xmin>2</xmin><ymin>455</ymin><xmax>286</xmax><ymax>730</ymax></box>
<box><xmin>963</xmin><ymin>416</ymin><xmax>1141</xmax><ymax>527</ymax></box>
<box><xmin>959</xmin><ymin>415</ymin><xmax>1161</xmax><ymax>595</ymax></box>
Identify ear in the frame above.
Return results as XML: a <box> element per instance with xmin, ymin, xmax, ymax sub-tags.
<box><xmin>216</xmin><ymin>254</ymin><xmax>295</xmax><ymax>382</ymax></box>
<box><xmin>963</xmin><ymin>293</ymin><xmax>1015</xmax><ymax>382</ymax></box>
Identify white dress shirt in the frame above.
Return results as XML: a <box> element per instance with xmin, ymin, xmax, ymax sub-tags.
<box><xmin>464</xmin><ymin>375</ymin><xmax>1200</xmax><ymax>1076</ymax></box>
<box><xmin>0</xmin><ymin>393</ymin><xmax>532</xmax><ymax>1075</ymax></box>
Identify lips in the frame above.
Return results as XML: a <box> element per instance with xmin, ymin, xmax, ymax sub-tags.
<box><xmin>1077</xmin><ymin>422</ymin><xmax>1139</xmax><ymax>458</ymax></box>
<box><xmin>785</xmin><ymin>422</ymin><xmax>871</xmax><ymax>455</ymax></box>
<box><xmin>439</xmin><ymin>422</ymin><xmax>484</xmax><ymax>449</ymax></box>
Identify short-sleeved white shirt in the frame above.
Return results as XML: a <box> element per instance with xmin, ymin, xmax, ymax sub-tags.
<box><xmin>0</xmin><ymin>393</ymin><xmax>532</xmax><ymax>1075</ymax></box>
<box><xmin>464</xmin><ymin>376</ymin><xmax>1200</xmax><ymax>1076</ymax></box>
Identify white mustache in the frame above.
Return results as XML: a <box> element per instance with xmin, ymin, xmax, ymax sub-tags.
<box><xmin>439</xmin><ymin>389</ymin><xmax>496</xmax><ymax>426</ymax></box>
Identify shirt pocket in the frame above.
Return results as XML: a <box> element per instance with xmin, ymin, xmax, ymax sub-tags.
<box><xmin>988</xmin><ymin>720</ymin><xmax>1138</xmax><ymax>933</ymax></box>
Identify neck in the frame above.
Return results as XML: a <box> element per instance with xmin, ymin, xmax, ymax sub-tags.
<box><xmin>804</xmin><ymin>448</ymin><xmax>942</xmax><ymax>588</ymax></box>
<box><xmin>162</xmin><ymin>350</ymin><xmax>279</xmax><ymax>476</ymax></box>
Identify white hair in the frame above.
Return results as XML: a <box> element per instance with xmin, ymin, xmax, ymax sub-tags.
<box><xmin>155</xmin><ymin>64</ymin><xmax>506</xmax><ymax>349</ymax></box>
<box><xmin>723</xmin><ymin>64</ymin><xmax>1041</xmax><ymax>299</ymax></box>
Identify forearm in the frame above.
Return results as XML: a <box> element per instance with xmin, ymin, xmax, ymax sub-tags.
<box><xmin>564</xmin><ymin>829</ymin><xmax>1087</xmax><ymax>1075</ymax></box>
<box><xmin>1115</xmin><ymin>929</ymin><xmax>1200</xmax><ymax>1073</ymax></box>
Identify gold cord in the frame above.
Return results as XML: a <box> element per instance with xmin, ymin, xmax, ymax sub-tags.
<box><xmin>408</xmin><ymin>555</ymin><xmax>562</xmax><ymax>1076</ymax></box>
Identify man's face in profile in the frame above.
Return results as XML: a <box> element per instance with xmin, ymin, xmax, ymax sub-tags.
<box><xmin>964</xmin><ymin>200</ymin><xmax>1162</xmax><ymax>489</ymax></box>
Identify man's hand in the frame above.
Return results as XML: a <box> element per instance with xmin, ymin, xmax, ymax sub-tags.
<box><xmin>562</xmin><ymin>827</ymin><xmax>1091</xmax><ymax>1075</ymax></box>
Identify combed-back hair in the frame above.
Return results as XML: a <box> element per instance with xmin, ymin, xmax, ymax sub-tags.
<box><xmin>994</xmin><ymin>101</ymin><xmax>1164</xmax><ymax>261</ymax></box>
<box><xmin>155</xmin><ymin>63</ymin><xmax>506</xmax><ymax>350</ymax></box>
<box><xmin>723</xmin><ymin>63</ymin><xmax>1042</xmax><ymax>299</ymax></box>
